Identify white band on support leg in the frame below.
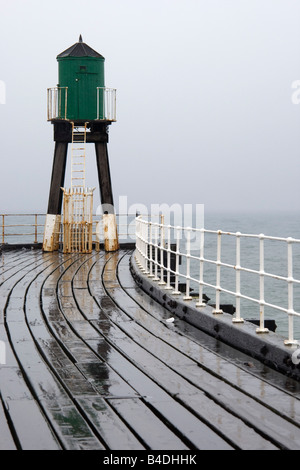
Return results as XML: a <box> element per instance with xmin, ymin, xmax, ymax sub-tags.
<box><xmin>103</xmin><ymin>213</ymin><xmax>119</xmax><ymax>252</ymax></box>
<box><xmin>43</xmin><ymin>214</ymin><xmax>61</xmax><ymax>251</ymax></box>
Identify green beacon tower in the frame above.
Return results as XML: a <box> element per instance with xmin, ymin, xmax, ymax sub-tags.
<box><xmin>43</xmin><ymin>35</ymin><xmax>118</xmax><ymax>253</ymax></box>
<box><xmin>57</xmin><ymin>34</ymin><xmax>105</xmax><ymax>121</ymax></box>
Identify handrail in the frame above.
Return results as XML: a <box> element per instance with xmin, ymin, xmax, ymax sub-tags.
<box><xmin>0</xmin><ymin>213</ymin><xmax>137</xmax><ymax>245</ymax></box>
<box><xmin>47</xmin><ymin>87</ymin><xmax>68</xmax><ymax>120</ymax></box>
<box><xmin>135</xmin><ymin>215</ymin><xmax>300</xmax><ymax>346</ymax></box>
<box><xmin>96</xmin><ymin>87</ymin><xmax>117</xmax><ymax>121</ymax></box>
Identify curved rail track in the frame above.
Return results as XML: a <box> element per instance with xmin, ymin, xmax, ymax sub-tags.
<box><xmin>0</xmin><ymin>248</ymin><xmax>300</xmax><ymax>450</ymax></box>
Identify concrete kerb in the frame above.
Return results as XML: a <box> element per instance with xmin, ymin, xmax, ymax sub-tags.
<box><xmin>130</xmin><ymin>251</ymin><xmax>300</xmax><ymax>381</ymax></box>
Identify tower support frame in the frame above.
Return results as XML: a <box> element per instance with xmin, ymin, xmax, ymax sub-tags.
<box><xmin>43</xmin><ymin>120</ymin><xmax>119</xmax><ymax>252</ymax></box>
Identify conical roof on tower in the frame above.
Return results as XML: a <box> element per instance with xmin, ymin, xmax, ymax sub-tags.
<box><xmin>57</xmin><ymin>35</ymin><xmax>104</xmax><ymax>59</ymax></box>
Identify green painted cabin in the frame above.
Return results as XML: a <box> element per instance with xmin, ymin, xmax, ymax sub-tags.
<box><xmin>57</xmin><ymin>35</ymin><xmax>105</xmax><ymax>121</ymax></box>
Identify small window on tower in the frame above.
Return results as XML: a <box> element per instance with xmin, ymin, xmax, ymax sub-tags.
<box><xmin>80</xmin><ymin>66</ymin><xmax>86</xmax><ymax>71</ymax></box>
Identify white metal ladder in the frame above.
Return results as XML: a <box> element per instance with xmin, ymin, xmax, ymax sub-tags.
<box><xmin>60</xmin><ymin>122</ymin><xmax>94</xmax><ymax>253</ymax></box>
<box><xmin>71</xmin><ymin>122</ymin><xmax>87</xmax><ymax>190</ymax></box>
<box><xmin>71</xmin><ymin>122</ymin><xmax>87</xmax><ymax>238</ymax></box>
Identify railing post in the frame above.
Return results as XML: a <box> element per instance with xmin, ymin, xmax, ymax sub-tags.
<box><xmin>2</xmin><ymin>215</ymin><xmax>4</xmax><ymax>244</ymax></box>
<box><xmin>34</xmin><ymin>214</ymin><xmax>38</xmax><ymax>244</ymax></box>
<box><xmin>97</xmin><ymin>87</ymin><xmax>99</xmax><ymax>120</ymax></box>
<box><xmin>47</xmin><ymin>89</ymin><xmax>50</xmax><ymax>121</ymax></box>
<box><xmin>140</xmin><ymin>219</ymin><xmax>146</xmax><ymax>272</ymax></box>
<box><xmin>48</xmin><ymin>88</ymin><xmax>51</xmax><ymax>120</ymax></box>
<box><xmin>140</xmin><ymin>217</ymin><xmax>144</xmax><ymax>268</ymax></box>
<box><xmin>58</xmin><ymin>87</ymin><xmax>62</xmax><ymax>119</ymax></box>
<box><xmin>65</xmin><ymin>87</ymin><xmax>68</xmax><ymax>120</ymax></box>
<box><xmin>54</xmin><ymin>88</ymin><xmax>57</xmax><ymax>119</ymax></box>
<box><xmin>141</xmin><ymin>219</ymin><xmax>145</xmax><ymax>270</ymax></box>
<box><xmin>135</xmin><ymin>216</ymin><xmax>142</xmax><ymax>267</ymax></box>
<box><xmin>138</xmin><ymin>216</ymin><xmax>143</xmax><ymax>267</ymax></box>
<box><xmin>183</xmin><ymin>227</ymin><xmax>192</xmax><ymax>300</ymax></box>
<box><xmin>232</xmin><ymin>232</ymin><xmax>244</xmax><ymax>323</ymax></box>
<box><xmin>172</xmin><ymin>226</ymin><xmax>181</xmax><ymax>295</ymax></box>
<box><xmin>256</xmin><ymin>234</ymin><xmax>269</xmax><ymax>333</ymax></box>
<box><xmin>165</xmin><ymin>225</ymin><xmax>173</xmax><ymax>290</ymax></box>
<box><xmin>139</xmin><ymin>216</ymin><xmax>143</xmax><ymax>266</ymax></box>
<box><xmin>196</xmin><ymin>228</ymin><xmax>206</xmax><ymax>307</ymax></box>
<box><xmin>153</xmin><ymin>224</ymin><xmax>160</xmax><ymax>281</ymax></box>
<box><xmin>212</xmin><ymin>230</ymin><xmax>223</xmax><ymax>314</ymax></box>
<box><xmin>158</xmin><ymin>215</ymin><xmax>166</xmax><ymax>285</ymax></box>
<box><xmin>143</xmin><ymin>219</ymin><xmax>149</xmax><ymax>274</ymax></box>
<box><xmin>148</xmin><ymin>222</ymin><xmax>154</xmax><ymax>277</ymax></box>
<box><xmin>284</xmin><ymin>238</ymin><xmax>298</xmax><ymax>345</ymax></box>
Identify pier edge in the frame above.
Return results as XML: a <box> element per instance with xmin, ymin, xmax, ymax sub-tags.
<box><xmin>130</xmin><ymin>252</ymin><xmax>300</xmax><ymax>382</ymax></box>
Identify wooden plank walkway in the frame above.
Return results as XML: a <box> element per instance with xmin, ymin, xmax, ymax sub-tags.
<box><xmin>0</xmin><ymin>248</ymin><xmax>300</xmax><ymax>450</ymax></box>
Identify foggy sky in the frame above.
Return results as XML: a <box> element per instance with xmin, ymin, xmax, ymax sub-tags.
<box><xmin>0</xmin><ymin>0</ymin><xmax>300</xmax><ymax>215</ymax></box>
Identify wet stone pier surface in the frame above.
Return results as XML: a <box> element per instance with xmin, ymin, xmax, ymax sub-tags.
<box><xmin>0</xmin><ymin>249</ymin><xmax>300</xmax><ymax>450</ymax></box>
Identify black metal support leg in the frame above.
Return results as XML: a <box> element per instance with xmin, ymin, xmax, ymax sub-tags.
<box><xmin>43</xmin><ymin>142</ymin><xmax>68</xmax><ymax>251</ymax></box>
<box><xmin>95</xmin><ymin>142</ymin><xmax>119</xmax><ymax>251</ymax></box>
<box><xmin>47</xmin><ymin>142</ymin><xmax>68</xmax><ymax>215</ymax></box>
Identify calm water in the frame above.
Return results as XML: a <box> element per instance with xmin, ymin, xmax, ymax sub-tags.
<box><xmin>205</xmin><ymin>211</ymin><xmax>300</xmax><ymax>239</ymax></box>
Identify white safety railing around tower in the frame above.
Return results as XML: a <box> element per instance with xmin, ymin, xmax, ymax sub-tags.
<box><xmin>47</xmin><ymin>87</ymin><xmax>68</xmax><ymax>120</ymax></box>
<box><xmin>135</xmin><ymin>215</ymin><xmax>300</xmax><ymax>346</ymax></box>
<box><xmin>47</xmin><ymin>86</ymin><xmax>116</xmax><ymax>122</ymax></box>
<box><xmin>96</xmin><ymin>87</ymin><xmax>117</xmax><ymax>121</ymax></box>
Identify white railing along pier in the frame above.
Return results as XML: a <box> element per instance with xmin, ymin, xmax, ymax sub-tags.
<box><xmin>135</xmin><ymin>215</ymin><xmax>300</xmax><ymax>347</ymax></box>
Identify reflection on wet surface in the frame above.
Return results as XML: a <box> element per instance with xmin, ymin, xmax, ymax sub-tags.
<box><xmin>0</xmin><ymin>249</ymin><xmax>300</xmax><ymax>450</ymax></box>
